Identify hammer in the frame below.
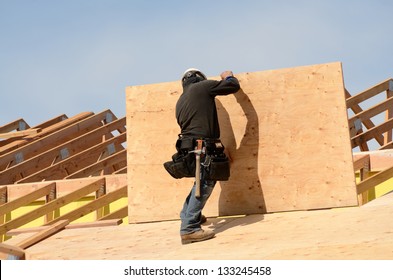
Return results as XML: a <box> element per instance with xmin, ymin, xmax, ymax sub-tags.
<box><xmin>194</xmin><ymin>139</ymin><xmax>203</xmax><ymax>198</ymax></box>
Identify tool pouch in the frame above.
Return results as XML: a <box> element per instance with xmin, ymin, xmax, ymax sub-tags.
<box><xmin>204</xmin><ymin>153</ymin><xmax>230</xmax><ymax>181</ymax></box>
<box><xmin>163</xmin><ymin>137</ymin><xmax>230</xmax><ymax>180</ymax></box>
<box><xmin>163</xmin><ymin>138</ymin><xmax>196</xmax><ymax>179</ymax></box>
<box><xmin>163</xmin><ymin>152</ymin><xmax>196</xmax><ymax>179</ymax></box>
<box><xmin>204</xmin><ymin>139</ymin><xmax>230</xmax><ymax>181</ymax></box>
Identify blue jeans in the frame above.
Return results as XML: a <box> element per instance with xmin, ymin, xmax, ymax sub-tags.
<box><xmin>180</xmin><ymin>173</ymin><xmax>216</xmax><ymax>235</ymax></box>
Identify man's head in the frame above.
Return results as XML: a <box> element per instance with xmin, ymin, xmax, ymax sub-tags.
<box><xmin>181</xmin><ymin>68</ymin><xmax>207</xmax><ymax>86</ymax></box>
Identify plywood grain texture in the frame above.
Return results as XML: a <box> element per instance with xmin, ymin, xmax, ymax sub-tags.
<box><xmin>6</xmin><ymin>191</ymin><xmax>392</xmax><ymax>260</ymax></box>
<box><xmin>126</xmin><ymin>62</ymin><xmax>358</xmax><ymax>223</ymax></box>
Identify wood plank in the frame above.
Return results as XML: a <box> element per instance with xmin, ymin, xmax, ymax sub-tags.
<box><xmin>356</xmin><ymin>164</ymin><xmax>393</xmax><ymax>194</ymax></box>
<box><xmin>384</xmin><ymin>90</ymin><xmax>393</xmax><ymax>144</ymax></box>
<box><xmin>0</xmin><ymin>178</ymin><xmax>105</xmax><ymax>235</ymax></box>
<box><xmin>348</xmin><ymin>96</ymin><xmax>393</xmax><ymax>130</ymax></box>
<box><xmin>351</xmin><ymin>118</ymin><xmax>393</xmax><ymax>148</ymax></box>
<box><xmin>345</xmin><ymin>89</ymin><xmax>384</xmax><ymax>147</ymax></box>
<box><xmin>0</xmin><ymin>128</ymin><xmax>42</xmax><ymax>139</ymax></box>
<box><xmin>0</xmin><ymin>117</ymin><xmax>126</xmax><ymax>184</ymax></box>
<box><xmin>0</xmin><ymin>118</ymin><xmax>30</xmax><ymax>133</ymax></box>
<box><xmin>65</xmin><ymin>149</ymin><xmax>127</xmax><ymax>179</ymax></box>
<box><xmin>6</xmin><ymin>226</ymin><xmax>50</xmax><ymax>236</ymax></box>
<box><xmin>99</xmin><ymin>206</ymin><xmax>128</xmax><ymax>220</ymax></box>
<box><xmin>6</xmin><ymin>219</ymin><xmax>122</xmax><ymax>235</ymax></box>
<box><xmin>353</xmin><ymin>154</ymin><xmax>370</xmax><ymax>172</ymax></box>
<box><xmin>0</xmin><ymin>110</ymin><xmax>116</xmax><ymax>169</ymax></box>
<box><xmin>346</xmin><ymin>79</ymin><xmax>391</xmax><ymax>108</ymax></box>
<box><xmin>16</xmin><ymin>220</ymin><xmax>69</xmax><ymax>249</ymax></box>
<box><xmin>0</xmin><ymin>186</ymin><xmax>7</xmax><ymax>204</ymax></box>
<box><xmin>0</xmin><ymin>182</ymin><xmax>55</xmax><ymax>215</ymax></box>
<box><xmin>45</xmin><ymin>185</ymin><xmax>127</xmax><ymax>225</ymax></box>
<box><xmin>0</xmin><ymin>242</ymin><xmax>25</xmax><ymax>259</ymax></box>
<box><xmin>0</xmin><ymin>116</ymin><xmax>66</xmax><ymax>148</ymax></box>
<box><xmin>4</xmin><ymin>174</ymin><xmax>127</xmax><ymax>200</ymax></box>
<box><xmin>65</xmin><ymin>219</ymin><xmax>122</xmax><ymax>229</ymax></box>
<box><xmin>0</xmin><ymin>111</ymin><xmax>94</xmax><ymax>157</ymax></box>
<box><xmin>126</xmin><ymin>62</ymin><xmax>358</xmax><ymax>222</ymax></box>
<box><xmin>31</xmin><ymin>114</ymin><xmax>67</xmax><ymax>130</ymax></box>
<box><xmin>16</xmin><ymin>132</ymin><xmax>126</xmax><ymax>183</ymax></box>
<box><xmin>113</xmin><ymin>166</ymin><xmax>127</xmax><ymax>174</ymax></box>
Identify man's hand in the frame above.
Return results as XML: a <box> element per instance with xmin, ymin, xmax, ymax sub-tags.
<box><xmin>220</xmin><ymin>71</ymin><xmax>234</xmax><ymax>80</ymax></box>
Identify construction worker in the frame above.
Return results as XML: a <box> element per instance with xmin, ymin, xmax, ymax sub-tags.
<box><xmin>176</xmin><ymin>68</ymin><xmax>240</xmax><ymax>244</ymax></box>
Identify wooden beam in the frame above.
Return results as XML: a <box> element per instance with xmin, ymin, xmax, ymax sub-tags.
<box><xmin>65</xmin><ymin>149</ymin><xmax>127</xmax><ymax>179</ymax></box>
<box><xmin>6</xmin><ymin>225</ymin><xmax>50</xmax><ymax>236</ymax></box>
<box><xmin>31</xmin><ymin>114</ymin><xmax>67</xmax><ymax>130</ymax></box>
<box><xmin>16</xmin><ymin>220</ymin><xmax>69</xmax><ymax>249</ymax></box>
<box><xmin>7</xmin><ymin>219</ymin><xmax>123</xmax><ymax>236</ymax></box>
<box><xmin>99</xmin><ymin>206</ymin><xmax>128</xmax><ymax>220</ymax></box>
<box><xmin>0</xmin><ymin>220</ymin><xmax>68</xmax><ymax>259</ymax></box>
<box><xmin>4</xmin><ymin>174</ymin><xmax>126</xmax><ymax>200</ymax></box>
<box><xmin>348</xmin><ymin>96</ymin><xmax>393</xmax><ymax>131</ymax></box>
<box><xmin>353</xmin><ymin>154</ymin><xmax>370</xmax><ymax>172</ymax></box>
<box><xmin>113</xmin><ymin>166</ymin><xmax>127</xmax><ymax>174</ymax></box>
<box><xmin>64</xmin><ymin>219</ymin><xmax>123</xmax><ymax>229</ymax></box>
<box><xmin>0</xmin><ymin>118</ymin><xmax>30</xmax><ymax>134</ymax></box>
<box><xmin>0</xmin><ymin>186</ymin><xmax>8</xmax><ymax>241</ymax></box>
<box><xmin>0</xmin><ymin>186</ymin><xmax>7</xmax><ymax>204</ymax></box>
<box><xmin>356</xmin><ymin>164</ymin><xmax>393</xmax><ymax>194</ymax></box>
<box><xmin>351</xmin><ymin>118</ymin><xmax>393</xmax><ymax>148</ymax></box>
<box><xmin>0</xmin><ymin>182</ymin><xmax>56</xmax><ymax>215</ymax></box>
<box><xmin>0</xmin><ymin>117</ymin><xmax>126</xmax><ymax>185</ymax></box>
<box><xmin>384</xmin><ymin>89</ymin><xmax>393</xmax><ymax>145</ymax></box>
<box><xmin>45</xmin><ymin>185</ymin><xmax>127</xmax><ymax>225</ymax></box>
<box><xmin>16</xmin><ymin>132</ymin><xmax>126</xmax><ymax>183</ymax></box>
<box><xmin>346</xmin><ymin>79</ymin><xmax>392</xmax><ymax>108</ymax></box>
<box><xmin>0</xmin><ymin>116</ymin><xmax>67</xmax><ymax>148</ymax></box>
<box><xmin>0</xmin><ymin>128</ymin><xmax>42</xmax><ymax>139</ymax></box>
<box><xmin>0</xmin><ymin>243</ymin><xmax>25</xmax><ymax>259</ymax></box>
<box><xmin>0</xmin><ymin>111</ymin><xmax>94</xmax><ymax>157</ymax></box>
<box><xmin>0</xmin><ymin>178</ymin><xmax>105</xmax><ymax>235</ymax></box>
<box><xmin>0</xmin><ymin>110</ymin><xmax>114</xmax><ymax>171</ymax></box>
<box><xmin>345</xmin><ymin>89</ymin><xmax>384</xmax><ymax>147</ymax></box>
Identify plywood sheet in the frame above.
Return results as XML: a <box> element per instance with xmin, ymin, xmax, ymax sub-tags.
<box><xmin>126</xmin><ymin>62</ymin><xmax>358</xmax><ymax>222</ymax></box>
<box><xmin>9</xmin><ymin>191</ymin><xmax>393</xmax><ymax>260</ymax></box>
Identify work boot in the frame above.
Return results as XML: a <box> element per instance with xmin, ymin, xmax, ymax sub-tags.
<box><xmin>200</xmin><ymin>214</ymin><xmax>207</xmax><ymax>224</ymax></box>
<box><xmin>181</xmin><ymin>229</ymin><xmax>215</xmax><ymax>245</ymax></box>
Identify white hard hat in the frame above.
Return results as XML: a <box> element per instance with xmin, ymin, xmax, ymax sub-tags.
<box><xmin>182</xmin><ymin>68</ymin><xmax>207</xmax><ymax>81</ymax></box>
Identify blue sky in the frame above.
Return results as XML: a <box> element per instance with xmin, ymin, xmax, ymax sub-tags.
<box><xmin>1</xmin><ymin>0</ymin><xmax>393</xmax><ymax>126</ymax></box>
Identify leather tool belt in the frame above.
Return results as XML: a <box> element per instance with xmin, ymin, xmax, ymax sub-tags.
<box><xmin>163</xmin><ymin>136</ymin><xmax>230</xmax><ymax>181</ymax></box>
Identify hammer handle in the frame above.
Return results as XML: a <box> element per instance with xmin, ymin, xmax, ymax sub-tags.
<box><xmin>195</xmin><ymin>140</ymin><xmax>203</xmax><ymax>198</ymax></box>
<box><xmin>195</xmin><ymin>154</ymin><xmax>201</xmax><ymax>198</ymax></box>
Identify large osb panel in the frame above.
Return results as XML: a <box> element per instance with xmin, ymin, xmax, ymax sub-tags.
<box><xmin>126</xmin><ymin>62</ymin><xmax>358</xmax><ymax>223</ymax></box>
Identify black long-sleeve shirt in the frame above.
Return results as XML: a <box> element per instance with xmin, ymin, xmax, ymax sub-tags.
<box><xmin>176</xmin><ymin>76</ymin><xmax>240</xmax><ymax>139</ymax></box>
